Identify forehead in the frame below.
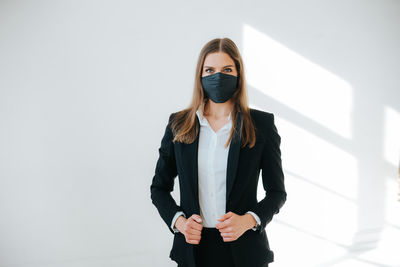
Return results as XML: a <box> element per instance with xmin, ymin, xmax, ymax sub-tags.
<box><xmin>203</xmin><ymin>52</ymin><xmax>235</xmax><ymax>67</ymax></box>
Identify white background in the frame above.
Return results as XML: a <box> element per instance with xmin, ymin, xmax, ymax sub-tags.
<box><xmin>0</xmin><ymin>0</ymin><xmax>399</xmax><ymax>266</ymax></box>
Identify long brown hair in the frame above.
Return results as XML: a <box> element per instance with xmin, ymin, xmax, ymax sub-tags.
<box><xmin>170</xmin><ymin>37</ymin><xmax>256</xmax><ymax>149</ymax></box>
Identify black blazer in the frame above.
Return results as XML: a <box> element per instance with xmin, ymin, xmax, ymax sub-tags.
<box><xmin>150</xmin><ymin>108</ymin><xmax>287</xmax><ymax>267</ymax></box>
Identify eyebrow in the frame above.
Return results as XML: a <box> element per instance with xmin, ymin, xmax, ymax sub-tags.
<box><xmin>204</xmin><ymin>65</ymin><xmax>235</xmax><ymax>69</ymax></box>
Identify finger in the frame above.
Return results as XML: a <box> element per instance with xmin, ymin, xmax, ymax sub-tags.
<box><xmin>219</xmin><ymin>211</ymin><xmax>234</xmax><ymax>221</ymax></box>
<box><xmin>187</xmin><ymin>235</ymin><xmax>201</xmax><ymax>243</ymax></box>
<box><xmin>191</xmin><ymin>214</ymin><xmax>202</xmax><ymax>224</ymax></box>
<box><xmin>187</xmin><ymin>233</ymin><xmax>201</xmax><ymax>241</ymax></box>
<box><xmin>187</xmin><ymin>227</ymin><xmax>202</xmax><ymax>235</ymax></box>
<box><xmin>218</xmin><ymin>226</ymin><xmax>232</xmax><ymax>233</ymax></box>
<box><xmin>216</xmin><ymin>219</ymin><xmax>230</xmax><ymax>229</ymax></box>
<box><xmin>220</xmin><ymin>231</ymin><xmax>234</xmax><ymax>237</ymax></box>
<box><xmin>222</xmin><ymin>237</ymin><xmax>235</xmax><ymax>242</ymax></box>
<box><xmin>188</xmin><ymin>216</ymin><xmax>203</xmax><ymax>227</ymax></box>
<box><xmin>188</xmin><ymin>239</ymin><xmax>200</xmax><ymax>244</ymax></box>
<box><xmin>186</xmin><ymin>237</ymin><xmax>200</xmax><ymax>244</ymax></box>
<box><xmin>190</xmin><ymin>221</ymin><xmax>203</xmax><ymax>231</ymax></box>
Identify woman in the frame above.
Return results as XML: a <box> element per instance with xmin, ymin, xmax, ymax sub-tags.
<box><xmin>150</xmin><ymin>37</ymin><xmax>287</xmax><ymax>267</ymax></box>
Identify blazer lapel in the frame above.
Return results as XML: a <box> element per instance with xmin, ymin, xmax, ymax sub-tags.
<box><xmin>183</xmin><ymin>110</ymin><xmax>242</xmax><ymax>213</ymax></box>
<box><xmin>226</xmin><ymin>110</ymin><xmax>242</xmax><ymax>201</ymax></box>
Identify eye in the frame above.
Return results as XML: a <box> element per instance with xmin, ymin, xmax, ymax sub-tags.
<box><xmin>224</xmin><ymin>68</ymin><xmax>232</xmax><ymax>72</ymax></box>
<box><xmin>205</xmin><ymin>68</ymin><xmax>213</xmax><ymax>73</ymax></box>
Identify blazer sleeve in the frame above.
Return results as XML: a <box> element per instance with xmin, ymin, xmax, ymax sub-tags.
<box><xmin>248</xmin><ymin>113</ymin><xmax>287</xmax><ymax>233</ymax></box>
<box><xmin>150</xmin><ymin>112</ymin><xmax>184</xmax><ymax>235</ymax></box>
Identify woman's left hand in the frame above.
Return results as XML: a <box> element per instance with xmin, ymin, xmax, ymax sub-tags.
<box><xmin>215</xmin><ymin>211</ymin><xmax>255</xmax><ymax>242</ymax></box>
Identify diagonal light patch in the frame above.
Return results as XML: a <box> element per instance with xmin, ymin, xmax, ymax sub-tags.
<box><xmin>252</xmin><ymin>101</ymin><xmax>358</xmax><ymax>246</ymax></box>
<box><xmin>383</xmin><ymin>106</ymin><xmax>400</xmax><ymax>167</ymax></box>
<box><xmin>243</xmin><ymin>24</ymin><xmax>359</xmax><ymax>249</ymax></box>
<box><xmin>243</xmin><ymin>24</ymin><xmax>353</xmax><ymax>139</ymax></box>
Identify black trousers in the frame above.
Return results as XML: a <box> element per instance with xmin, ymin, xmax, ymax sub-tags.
<box><xmin>178</xmin><ymin>227</ymin><xmax>269</xmax><ymax>267</ymax></box>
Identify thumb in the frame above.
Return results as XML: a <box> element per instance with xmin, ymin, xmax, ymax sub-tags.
<box><xmin>193</xmin><ymin>215</ymin><xmax>202</xmax><ymax>223</ymax></box>
<box><xmin>219</xmin><ymin>212</ymin><xmax>233</xmax><ymax>221</ymax></box>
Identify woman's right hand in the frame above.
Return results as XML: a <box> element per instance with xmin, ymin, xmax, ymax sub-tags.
<box><xmin>175</xmin><ymin>214</ymin><xmax>203</xmax><ymax>244</ymax></box>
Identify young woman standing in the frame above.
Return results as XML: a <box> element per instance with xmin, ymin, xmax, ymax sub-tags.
<box><xmin>150</xmin><ymin>37</ymin><xmax>287</xmax><ymax>267</ymax></box>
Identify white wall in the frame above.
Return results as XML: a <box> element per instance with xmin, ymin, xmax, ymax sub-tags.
<box><xmin>0</xmin><ymin>0</ymin><xmax>399</xmax><ymax>266</ymax></box>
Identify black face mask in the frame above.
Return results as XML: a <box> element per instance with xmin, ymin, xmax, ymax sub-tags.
<box><xmin>201</xmin><ymin>72</ymin><xmax>238</xmax><ymax>103</ymax></box>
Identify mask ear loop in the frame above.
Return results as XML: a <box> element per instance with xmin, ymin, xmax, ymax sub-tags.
<box><xmin>203</xmin><ymin>96</ymin><xmax>209</xmax><ymax>106</ymax></box>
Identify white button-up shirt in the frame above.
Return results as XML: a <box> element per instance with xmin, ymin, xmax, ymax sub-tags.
<box><xmin>170</xmin><ymin>108</ymin><xmax>261</xmax><ymax>233</ymax></box>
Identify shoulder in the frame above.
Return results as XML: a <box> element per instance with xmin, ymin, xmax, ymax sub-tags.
<box><xmin>166</xmin><ymin>110</ymin><xmax>187</xmax><ymax>136</ymax></box>
<box><xmin>168</xmin><ymin>112</ymin><xmax>178</xmax><ymax>123</ymax></box>
<box><xmin>167</xmin><ymin>110</ymin><xmax>183</xmax><ymax>124</ymax></box>
<box><xmin>248</xmin><ymin>108</ymin><xmax>280</xmax><ymax>143</ymax></box>
<box><xmin>249</xmin><ymin>108</ymin><xmax>281</xmax><ymax>145</ymax></box>
<box><xmin>249</xmin><ymin>107</ymin><xmax>275</xmax><ymax>127</ymax></box>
